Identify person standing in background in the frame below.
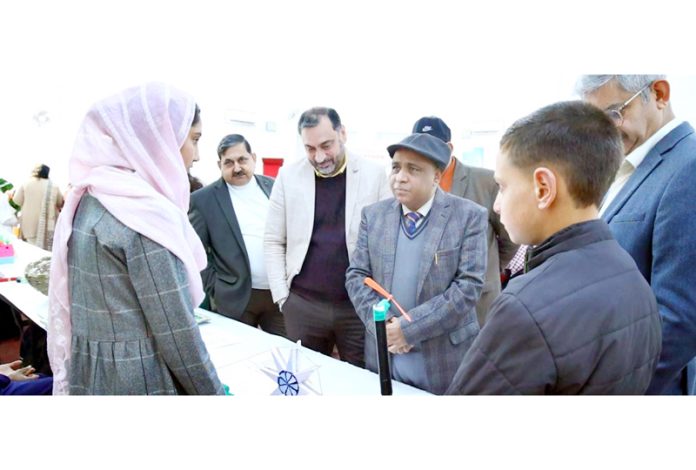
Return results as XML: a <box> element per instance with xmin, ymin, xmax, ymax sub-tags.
<box><xmin>13</xmin><ymin>164</ymin><xmax>64</xmax><ymax>250</ymax></box>
<box><xmin>578</xmin><ymin>75</ymin><xmax>696</xmax><ymax>395</ymax></box>
<box><xmin>190</xmin><ymin>134</ymin><xmax>286</xmax><ymax>337</ymax></box>
<box><xmin>264</xmin><ymin>107</ymin><xmax>390</xmax><ymax>367</ymax></box>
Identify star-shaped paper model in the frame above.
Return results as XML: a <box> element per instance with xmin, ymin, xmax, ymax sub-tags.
<box><xmin>257</xmin><ymin>343</ymin><xmax>322</xmax><ymax>396</ymax></box>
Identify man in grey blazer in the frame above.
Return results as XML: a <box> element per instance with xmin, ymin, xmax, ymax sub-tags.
<box><xmin>346</xmin><ymin>133</ymin><xmax>487</xmax><ymax>394</ymax></box>
<box><xmin>190</xmin><ymin>134</ymin><xmax>285</xmax><ymax>336</ymax></box>
<box><xmin>264</xmin><ymin>107</ymin><xmax>390</xmax><ymax>367</ymax></box>
<box><xmin>412</xmin><ymin>117</ymin><xmax>518</xmax><ymax>326</ymax></box>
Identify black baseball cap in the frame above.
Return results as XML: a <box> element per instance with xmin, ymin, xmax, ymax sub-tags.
<box><xmin>412</xmin><ymin>116</ymin><xmax>451</xmax><ymax>143</ymax></box>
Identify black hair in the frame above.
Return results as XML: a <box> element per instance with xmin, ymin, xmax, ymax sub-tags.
<box><xmin>217</xmin><ymin>134</ymin><xmax>252</xmax><ymax>158</ymax></box>
<box><xmin>297</xmin><ymin>107</ymin><xmax>342</xmax><ymax>134</ymax></box>
<box><xmin>33</xmin><ymin>164</ymin><xmax>50</xmax><ymax>179</ymax></box>
<box><xmin>188</xmin><ymin>173</ymin><xmax>203</xmax><ymax>193</ymax></box>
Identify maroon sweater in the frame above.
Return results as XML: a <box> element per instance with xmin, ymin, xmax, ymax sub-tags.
<box><xmin>291</xmin><ymin>171</ymin><xmax>350</xmax><ymax>303</ymax></box>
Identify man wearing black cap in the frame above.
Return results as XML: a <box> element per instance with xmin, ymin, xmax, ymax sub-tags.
<box><xmin>345</xmin><ymin>133</ymin><xmax>488</xmax><ymax>394</ymax></box>
<box><xmin>412</xmin><ymin>117</ymin><xmax>518</xmax><ymax>326</ymax></box>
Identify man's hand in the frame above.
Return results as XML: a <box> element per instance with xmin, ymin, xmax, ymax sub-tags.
<box><xmin>0</xmin><ymin>360</ymin><xmax>39</xmax><ymax>382</ymax></box>
<box><xmin>386</xmin><ymin>317</ymin><xmax>413</xmax><ymax>354</ymax></box>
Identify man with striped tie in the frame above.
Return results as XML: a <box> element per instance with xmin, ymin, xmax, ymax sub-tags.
<box><xmin>346</xmin><ymin>133</ymin><xmax>488</xmax><ymax>394</ymax></box>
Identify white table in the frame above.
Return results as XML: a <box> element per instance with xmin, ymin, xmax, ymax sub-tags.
<box><xmin>0</xmin><ymin>239</ymin><xmax>51</xmax><ymax>328</ymax></box>
<box><xmin>0</xmin><ymin>239</ymin><xmax>430</xmax><ymax>396</ymax></box>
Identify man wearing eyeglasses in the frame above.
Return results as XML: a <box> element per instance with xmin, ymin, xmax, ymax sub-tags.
<box><xmin>577</xmin><ymin>75</ymin><xmax>696</xmax><ymax>395</ymax></box>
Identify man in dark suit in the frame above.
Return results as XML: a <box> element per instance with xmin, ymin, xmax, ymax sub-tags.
<box><xmin>189</xmin><ymin>134</ymin><xmax>285</xmax><ymax>336</ymax></box>
<box><xmin>412</xmin><ymin>117</ymin><xmax>518</xmax><ymax>326</ymax></box>
<box><xmin>579</xmin><ymin>75</ymin><xmax>696</xmax><ymax>394</ymax></box>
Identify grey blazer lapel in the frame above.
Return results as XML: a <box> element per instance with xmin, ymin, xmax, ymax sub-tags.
<box><xmin>450</xmin><ymin>159</ymin><xmax>470</xmax><ymax>196</ymax></box>
<box><xmin>213</xmin><ymin>178</ymin><xmax>249</xmax><ymax>262</ymax></box>
<box><xmin>381</xmin><ymin>199</ymin><xmax>401</xmax><ymax>293</ymax></box>
<box><xmin>415</xmin><ymin>189</ymin><xmax>450</xmax><ymax>299</ymax></box>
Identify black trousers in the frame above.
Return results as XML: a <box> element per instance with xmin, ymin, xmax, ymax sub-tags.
<box><xmin>240</xmin><ymin>289</ymin><xmax>287</xmax><ymax>337</ymax></box>
<box><xmin>282</xmin><ymin>291</ymin><xmax>365</xmax><ymax>368</ymax></box>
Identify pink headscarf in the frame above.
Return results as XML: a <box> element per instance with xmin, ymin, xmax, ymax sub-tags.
<box><xmin>47</xmin><ymin>83</ymin><xmax>207</xmax><ymax>395</ymax></box>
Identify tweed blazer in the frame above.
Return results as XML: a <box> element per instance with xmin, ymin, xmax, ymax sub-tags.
<box><xmin>345</xmin><ymin>188</ymin><xmax>488</xmax><ymax>394</ymax></box>
<box><xmin>67</xmin><ymin>194</ymin><xmax>224</xmax><ymax>395</ymax></box>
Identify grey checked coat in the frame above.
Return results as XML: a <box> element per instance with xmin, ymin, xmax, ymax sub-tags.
<box><xmin>67</xmin><ymin>195</ymin><xmax>224</xmax><ymax>395</ymax></box>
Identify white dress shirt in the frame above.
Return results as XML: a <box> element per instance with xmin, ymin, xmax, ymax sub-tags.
<box><xmin>227</xmin><ymin>177</ymin><xmax>270</xmax><ymax>289</ymax></box>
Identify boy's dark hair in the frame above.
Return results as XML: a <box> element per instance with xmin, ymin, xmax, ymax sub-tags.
<box><xmin>500</xmin><ymin>100</ymin><xmax>623</xmax><ymax>207</ymax></box>
<box><xmin>297</xmin><ymin>107</ymin><xmax>342</xmax><ymax>135</ymax></box>
<box><xmin>217</xmin><ymin>134</ymin><xmax>252</xmax><ymax>158</ymax></box>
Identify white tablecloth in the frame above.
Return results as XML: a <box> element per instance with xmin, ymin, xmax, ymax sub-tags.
<box><xmin>0</xmin><ymin>239</ymin><xmax>430</xmax><ymax>396</ymax></box>
<box><xmin>0</xmin><ymin>239</ymin><xmax>51</xmax><ymax>328</ymax></box>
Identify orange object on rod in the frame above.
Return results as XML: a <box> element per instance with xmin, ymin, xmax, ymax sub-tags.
<box><xmin>363</xmin><ymin>277</ymin><xmax>412</xmax><ymax>322</ymax></box>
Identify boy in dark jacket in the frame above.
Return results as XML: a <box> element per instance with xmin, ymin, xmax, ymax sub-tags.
<box><xmin>446</xmin><ymin>101</ymin><xmax>662</xmax><ymax>395</ymax></box>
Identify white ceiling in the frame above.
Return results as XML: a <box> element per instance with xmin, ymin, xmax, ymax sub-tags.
<box><xmin>3</xmin><ymin>0</ymin><xmax>694</xmax><ymax>186</ymax></box>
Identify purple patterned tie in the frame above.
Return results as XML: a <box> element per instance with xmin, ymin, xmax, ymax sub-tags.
<box><xmin>404</xmin><ymin>211</ymin><xmax>423</xmax><ymax>237</ymax></box>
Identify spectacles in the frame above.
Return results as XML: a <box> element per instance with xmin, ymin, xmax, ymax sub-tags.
<box><xmin>605</xmin><ymin>84</ymin><xmax>651</xmax><ymax>126</ymax></box>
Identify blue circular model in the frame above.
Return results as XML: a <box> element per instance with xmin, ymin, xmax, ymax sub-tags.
<box><xmin>277</xmin><ymin>370</ymin><xmax>300</xmax><ymax>396</ymax></box>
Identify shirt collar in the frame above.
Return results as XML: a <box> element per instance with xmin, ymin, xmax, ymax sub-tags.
<box><xmin>626</xmin><ymin>118</ymin><xmax>683</xmax><ymax>169</ymax></box>
<box><xmin>401</xmin><ymin>192</ymin><xmax>435</xmax><ymax>218</ymax></box>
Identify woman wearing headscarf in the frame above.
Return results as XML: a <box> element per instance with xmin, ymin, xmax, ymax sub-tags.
<box><xmin>13</xmin><ymin>164</ymin><xmax>64</xmax><ymax>250</ymax></box>
<box><xmin>47</xmin><ymin>83</ymin><xmax>224</xmax><ymax>395</ymax></box>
